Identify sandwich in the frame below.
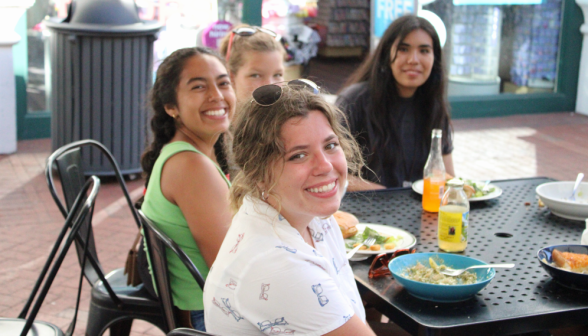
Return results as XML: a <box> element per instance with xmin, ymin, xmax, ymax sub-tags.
<box><xmin>333</xmin><ymin>210</ymin><xmax>359</xmax><ymax>239</ymax></box>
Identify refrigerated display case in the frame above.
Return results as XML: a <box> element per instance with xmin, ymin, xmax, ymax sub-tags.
<box><xmin>447</xmin><ymin>5</ymin><xmax>502</xmax><ymax>96</ymax></box>
<box><xmin>510</xmin><ymin>0</ymin><xmax>561</xmax><ymax>89</ymax></box>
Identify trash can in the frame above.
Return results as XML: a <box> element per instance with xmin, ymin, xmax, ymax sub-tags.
<box><xmin>45</xmin><ymin>0</ymin><xmax>162</xmax><ymax>176</ymax></box>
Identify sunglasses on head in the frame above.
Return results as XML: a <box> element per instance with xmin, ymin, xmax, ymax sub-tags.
<box><xmin>226</xmin><ymin>26</ymin><xmax>280</xmax><ymax>62</ymax></box>
<box><xmin>251</xmin><ymin>79</ymin><xmax>320</xmax><ymax>106</ymax></box>
<box><xmin>368</xmin><ymin>248</ymin><xmax>417</xmax><ymax>279</ymax></box>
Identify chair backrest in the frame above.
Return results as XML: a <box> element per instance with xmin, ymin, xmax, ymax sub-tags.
<box><xmin>18</xmin><ymin>176</ymin><xmax>100</xmax><ymax>336</ymax></box>
<box><xmin>137</xmin><ymin>210</ymin><xmax>206</xmax><ymax>332</ymax></box>
<box><xmin>45</xmin><ymin>139</ymin><xmax>141</xmax><ymax>288</ymax></box>
<box><xmin>167</xmin><ymin>327</ymin><xmax>218</xmax><ymax>336</ymax></box>
<box><xmin>53</xmin><ymin>147</ymin><xmax>102</xmax><ymax>285</ymax></box>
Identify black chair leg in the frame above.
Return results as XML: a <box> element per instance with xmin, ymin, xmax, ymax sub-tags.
<box><xmin>86</xmin><ymin>302</ymin><xmax>123</xmax><ymax>336</ymax></box>
<box><xmin>109</xmin><ymin>319</ymin><xmax>133</xmax><ymax>336</ymax></box>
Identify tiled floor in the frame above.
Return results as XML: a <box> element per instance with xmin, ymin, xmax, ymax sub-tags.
<box><xmin>0</xmin><ymin>112</ymin><xmax>587</xmax><ymax>336</ymax></box>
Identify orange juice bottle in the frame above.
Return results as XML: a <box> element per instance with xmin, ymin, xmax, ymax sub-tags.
<box><xmin>422</xmin><ymin>129</ymin><xmax>445</xmax><ymax>213</ymax></box>
<box><xmin>423</xmin><ymin>177</ymin><xmax>445</xmax><ymax>212</ymax></box>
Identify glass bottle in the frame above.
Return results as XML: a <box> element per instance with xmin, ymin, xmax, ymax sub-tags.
<box><xmin>422</xmin><ymin>129</ymin><xmax>446</xmax><ymax>212</ymax></box>
<box><xmin>438</xmin><ymin>178</ymin><xmax>470</xmax><ymax>252</ymax></box>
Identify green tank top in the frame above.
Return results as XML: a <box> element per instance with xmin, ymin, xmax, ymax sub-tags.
<box><xmin>142</xmin><ymin>141</ymin><xmax>230</xmax><ymax>311</ymax></box>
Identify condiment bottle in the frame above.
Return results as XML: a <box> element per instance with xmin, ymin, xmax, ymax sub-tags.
<box><xmin>581</xmin><ymin>219</ymin><xmax>588</xmax><ymax>245</ymax></box>
<box><xmin>422</xmin><ymin>129</ymin><xmax>446</xmax><ymax>212</ymax></box>
<box><xmin>438</xmin><ymin>178</ymin><xmax>470</xmax><ymax>252</ymax></box>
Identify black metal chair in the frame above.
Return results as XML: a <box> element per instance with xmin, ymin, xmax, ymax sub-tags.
<box><xmin>45</xmin><ymin>139</ymin><xmax>164</xmax><ymax>336</ymax></box>
<box><xmin>167</xmin><ymin>327</ymin><xmax>218</xmax><ymax>336</ymax></box>
<box><xmin>0</xmin><ymin>176</ymin><xmax>100</xmax><ymax>336</ymax></box>
<box><xmin>137</xmin><ymin>210</ymin><xmax>206</xmax><ymax>332</ymax></box>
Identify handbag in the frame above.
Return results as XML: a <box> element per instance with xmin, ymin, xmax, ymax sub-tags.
<box><xmin>124</xmin><ymin>232</ymin><xmax>143</xmax><ymax>287</ymax></box>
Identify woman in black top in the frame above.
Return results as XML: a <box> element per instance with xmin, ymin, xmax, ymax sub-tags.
<box><xmin>337</xmin><ymin>14</ymin><xmax>454</xmax><ymax>190</ymax></box>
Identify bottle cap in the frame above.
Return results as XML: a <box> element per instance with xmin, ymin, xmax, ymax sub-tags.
<box><xmin>446</xmin><ymin>178</ymin><xmax>464</xmax><ymax>188</ymax></box>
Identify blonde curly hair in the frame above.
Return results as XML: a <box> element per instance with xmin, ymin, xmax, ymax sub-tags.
<box><xmin>229</xmin><ymin>86</ymin><xmax>365</xmax><ymax>213</ymax></box>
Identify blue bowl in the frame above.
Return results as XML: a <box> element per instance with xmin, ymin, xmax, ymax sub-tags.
<box><xmin>537</xmin><ymin>245</ymin><xmax>588</xmax><ymax>292</ymax></box>
<box><xmin>389</xmin><ymin>253</ymin><xmax>496</xmax><ymax>303</ymax></box>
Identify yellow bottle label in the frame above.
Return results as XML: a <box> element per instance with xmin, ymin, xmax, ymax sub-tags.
<box><xmin>438</xmin><ymin>211</ymin><xmax>463</xmax><ymax>243</ymax></box>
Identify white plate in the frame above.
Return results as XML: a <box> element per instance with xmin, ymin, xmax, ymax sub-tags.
<box><xmin>349</xmin><ymin>255</ymin><xmax>370</xmax><ymax>261</ymax></box>
<box><xmin>412</xmin><ymin>179</ymin><xmax>503</xmax><ymax>202</ymax></box>
<box><xmin>344</xmin><ymin>223</ymin><xmax>417</xmax><ymax>256</ymax></box>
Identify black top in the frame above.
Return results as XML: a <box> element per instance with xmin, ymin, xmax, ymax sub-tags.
<box><xmin>336</xmin><ymin>82</ymin><xmax>453</xmax><ymax>188</ymax></box>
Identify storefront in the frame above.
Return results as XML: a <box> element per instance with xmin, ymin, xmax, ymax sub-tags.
<box><xmin>304</xmin><ymin>0</ymin><xmax>584</xmax><ymax>118</ymax></box>
<box><xmin>10</xmin><ymin>0</ymin><xmax>586</xmax><ymax>140</ymax></box>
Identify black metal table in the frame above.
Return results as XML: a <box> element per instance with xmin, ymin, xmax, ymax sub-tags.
<box><xmin>340</xmin><ymin>177</ymin><xmax>588</xmax><ymax>336</ymax></box>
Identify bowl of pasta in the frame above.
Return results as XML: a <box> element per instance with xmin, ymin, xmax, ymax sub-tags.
<box><xmin>388</xmin><ymin>253</ymin><xmax>496</xmax><ymax>302</ymax></box>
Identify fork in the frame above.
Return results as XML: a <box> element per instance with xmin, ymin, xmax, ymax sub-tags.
<box><xmin>346</xmin><ymin>237</ymin><xmax>376</xmax><ymax>260</ymax></box>
<box><xmin>482</xmin><ymin>180</ymin><xmax>491</xmax><ymax>193</ymax></box>
<box><xmin>438</xmin><ymin>263</ymin><xmax>515</xmax><ymax>277</ymax></box>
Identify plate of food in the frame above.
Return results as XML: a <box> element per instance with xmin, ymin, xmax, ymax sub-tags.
<box><xmin>335</xmin><ymin>211</ymin><xmax>417</xmax><ymax>260</ymax></box>
<box><xmin>412</xmin><ymin>178</ymin><xmax>502</xmax><ymax>202</ymax></box>
<box><xmin>537</xmin><ymin>244</ymin><xmax>588</xmax><ymax>291</ymax></box>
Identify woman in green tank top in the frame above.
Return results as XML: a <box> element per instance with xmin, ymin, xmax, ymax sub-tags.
<box><xmin>139</xmin><ymin>47</ymin><xmax>236</xmax><ymax>332</ymax></box>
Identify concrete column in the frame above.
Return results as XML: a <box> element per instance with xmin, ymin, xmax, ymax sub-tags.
<box><xmin>0</xmin><ymin>1</ymin><xmax>35</xmax><ymax>154</ymax></box>
<box><xmin>0</xmin><ymin>35</ymin><xmax>19</xmax><ymax>154</ymax></box>
<box><xmin>577</xmin><ymin>0</ymin><xmax>588</xmax><ymax>115</ymax></box>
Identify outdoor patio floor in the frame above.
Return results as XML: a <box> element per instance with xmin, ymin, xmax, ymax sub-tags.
<box><xmin>1</xmin><ymin>111</ymin><xmax>587</xmax><ymax>335</ymax></box>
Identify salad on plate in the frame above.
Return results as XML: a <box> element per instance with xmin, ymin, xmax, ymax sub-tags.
<box><xmin>345</xmin><ymin>226</ymin><xmax>403</xmax><ymax>252</ymax></box>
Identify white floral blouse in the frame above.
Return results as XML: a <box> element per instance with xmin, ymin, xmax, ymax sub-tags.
<box><xmin>203</xmin><ymin>196</ymin><xmax>366</xmax><ymax>335</ymax></box>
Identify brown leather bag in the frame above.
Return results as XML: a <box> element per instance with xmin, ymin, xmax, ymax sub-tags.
<box><xmin>124</xmin><ymin>232</ymin><xmax>143</xmax><ymax>287</ymax></box>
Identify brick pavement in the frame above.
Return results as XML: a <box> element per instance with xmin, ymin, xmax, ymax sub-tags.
<box><xmin>0</xmin><ymin>112</ymin><xmax>587</xmax><ymax>336</ymax></box>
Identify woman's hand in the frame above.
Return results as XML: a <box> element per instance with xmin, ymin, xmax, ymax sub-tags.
<box><xmin>443</xmin><ymin>153</ymin><xmax>455</xmax><ymax>177</ymax></box>
<box><xmin>161</xmin><ymin>151</ymin><xmax>231</xmax><ymax>268</ymax></box>
<box><xmin>346</xmin><ymin>175</ymin><xmax>386</xmax><ymax>192</ymax></box>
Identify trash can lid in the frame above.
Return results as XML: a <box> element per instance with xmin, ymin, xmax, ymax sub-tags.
<box><xmin>67</xmin><ymin>0</ymin><xmax>140</xmax><ymax>25</ymax></box>
<box><xmin>44</xmin><ymin>0</ymin><xmax>163</xmax><ymax>36</ymax></box>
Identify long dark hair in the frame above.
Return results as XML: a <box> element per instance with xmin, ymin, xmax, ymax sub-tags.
<box><xmin>340</xmin><ymin>15</ymin><xmax>450</xmax><ymax>183</ymax></box>
<box><xmin>141</xmin><ymin>47</ymin><xmax>228</xmax><ymax>186</ymax></box>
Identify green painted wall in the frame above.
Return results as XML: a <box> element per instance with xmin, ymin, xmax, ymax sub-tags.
<box><xmin>14</xmin><ymin>14</ymin><xmax>51</xmax><ymax>140</ymax></box>
<box><xmin>242</xmin><ymin>0</ymin><xmax>262</xmax><ymax>26</ymax></box>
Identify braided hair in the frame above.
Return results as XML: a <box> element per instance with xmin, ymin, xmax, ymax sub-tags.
<box><xmin>141</xmin><ymin>47</ymin><xmax>227</xmax><ymax>186</ymax></box>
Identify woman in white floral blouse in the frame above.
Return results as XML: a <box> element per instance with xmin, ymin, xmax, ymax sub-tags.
<box><xmin>203</xmin><ymin>80</ymin><xmax>376</xmax><ymax>335</ymax></box>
